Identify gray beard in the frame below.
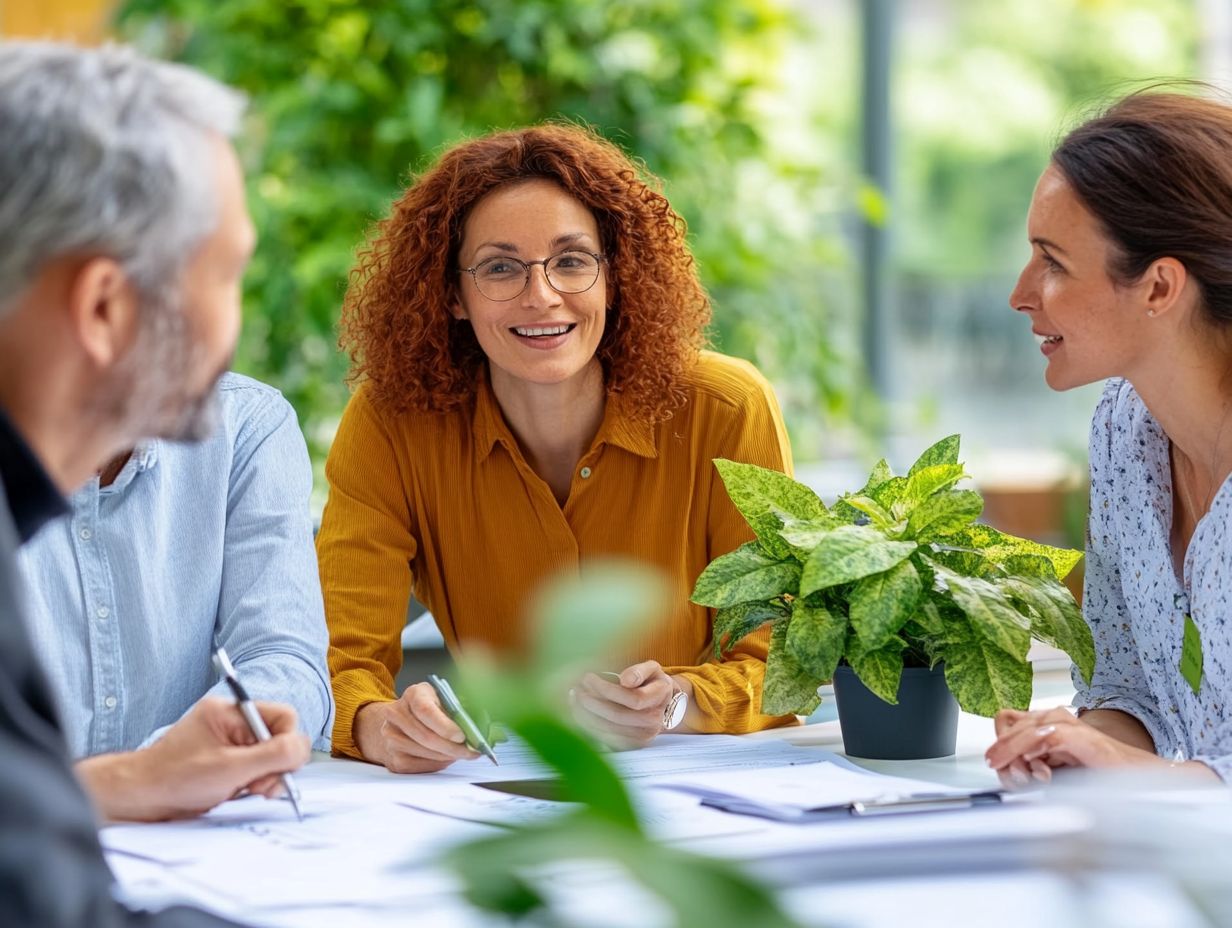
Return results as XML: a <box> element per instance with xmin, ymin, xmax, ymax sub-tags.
<box><xmin>92</xmin><ymin>288</ymin><xmax>229</xmax><ymax>448</ymax></box>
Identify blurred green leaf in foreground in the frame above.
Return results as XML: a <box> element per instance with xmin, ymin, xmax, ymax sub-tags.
<box><xmin>445</xmin><ymin>562</ymin><xmax>804</xmax><ymax>928</ymax></box>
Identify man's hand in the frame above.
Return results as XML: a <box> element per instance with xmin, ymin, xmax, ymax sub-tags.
<box><xmin>573</xmin><ymin>660</ymin><xmax>690</xmax><ymax>750</ymax></box>
<box><xmin>77</xmin><ymin>696</ymin><xmax>310</xmax><ymax>822</ymax></box>
<box><xmin>353</xmin><ymin>683</ymin><xmax>479</xmax><ymax>774</ymax></box>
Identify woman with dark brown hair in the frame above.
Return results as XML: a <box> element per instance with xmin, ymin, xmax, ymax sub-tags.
<box><xmin>316</xmin><ymin>124</ymin><xmax>796</xmax><ymax>773</ymax></box>
<box><xmin>986</xmin><ymin>89</ymin><xmax>1232</xmax><ymax>786</ymax></box>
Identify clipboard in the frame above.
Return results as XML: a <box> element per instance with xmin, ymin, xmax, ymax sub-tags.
<box><xmin>698</xmin><ymin>789</ymin><xmax>1004</xmax><ymax>823</ymax></box>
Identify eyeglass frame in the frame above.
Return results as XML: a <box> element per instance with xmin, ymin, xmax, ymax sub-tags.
<box><xmin>459</xmin><ymin>250</ymin><xmax>607</xmax><ymax>302</ymax></box>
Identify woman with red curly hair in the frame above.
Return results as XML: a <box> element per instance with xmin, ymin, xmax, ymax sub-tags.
<box><xmin>317</xmin><ymin>124</ymin><xmax>796</xmax><ymax>773</ymax></box>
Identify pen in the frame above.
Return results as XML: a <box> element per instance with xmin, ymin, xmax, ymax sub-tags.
<box><xmin>211</xmin><ymin>646</ymin><xmax>304</xmax><ymax>821</ymax></box>
<box><xmin>848</xmin><ymin>791</ymin><xmax>1003</xmax><ymax>816</ymax></box>
<box><xmin>427</xmin><ymin>673</ymin><xmax>499</xmax><ymax>766</ymax></box>
<box><xmin>699</xmin><ymin>789</ymin><xmax>1003</xmax><ymax>822</ymax></box>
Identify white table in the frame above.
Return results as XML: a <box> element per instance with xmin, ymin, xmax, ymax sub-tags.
<box><xmin>111</xmin><ymin>668</ymin><xmax>1232</xmax><ymax>928</ymax></box>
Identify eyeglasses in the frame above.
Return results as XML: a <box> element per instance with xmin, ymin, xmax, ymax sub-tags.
<box><xmin>460</xmin><ymin>250</ymin><xmax>605</xmax><ymax>302</ymax></box>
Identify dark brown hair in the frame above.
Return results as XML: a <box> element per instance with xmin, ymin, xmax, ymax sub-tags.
<box><xmin>1053</xmin><ymin>88</ymin><xmax>1232</xmax><ymax>328</ymax></box>
<box><xmin>339</xmin><ymin>123</ymin><xmax>710</xmax><ymax>421</ymax></box>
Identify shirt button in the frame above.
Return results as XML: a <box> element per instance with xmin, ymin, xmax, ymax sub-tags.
<box><xmin>104</xmin><ymin>696</ymin><xmax>117</xmax><ymax>709</ymax></box>
<box><xmin>96</xmin><ymin>606</ymin><xmax>109</xmax><ymax>620</ymax></box>
<box><xmin>580</xmin><ymin>466</ymin><xmax>592</xmax><ymax>479</ymax></box>
<box><xmin>78</xmin><ymin>528</ymin><xmax>92</xmax><ymax>541</ymax></box>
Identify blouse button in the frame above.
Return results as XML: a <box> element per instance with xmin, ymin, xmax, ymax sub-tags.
<box><xmin>580</xmin><ymin>466</ymin><xmax>593</xmax><ymax>479</ymax></box>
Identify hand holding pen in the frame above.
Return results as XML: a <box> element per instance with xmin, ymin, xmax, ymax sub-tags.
<box><xmin>212</xmin><ymin>646</ymin><xmax>306</xmax><ymax>820</ymax></box>
<box><xmin>351</xmin><ymin>677</ymin><xmax>497</xmax><ymax>774</ymax></box>
<box><xmin>82</xmin><ymin>685</ymin><xmax>310</xmax><ymax>823</ymax></box>
<box><xmin>427</xmin><ymin>674</ymin><xmax>498</xmax><ymax>766</ymax></box>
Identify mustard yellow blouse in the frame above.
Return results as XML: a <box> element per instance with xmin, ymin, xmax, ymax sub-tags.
<box><xmin>318</xmin><ymin>351</ymin><xmax>797</xmax><ymax>758</ymax></box>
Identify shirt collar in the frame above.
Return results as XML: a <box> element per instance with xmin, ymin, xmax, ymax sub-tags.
<box><xmin>471</xmin><ymin>368</ymin><xmax>658</xmax><ymax>462</ymax></box>
<box><xmin>591</xmin><ymin>389</ymin><xmax>657</xmax><ymax>459</ymax></box>
<box><xmin>0</xmin><ymin>405</ymin><xmax>69</xmax><ymax>543</ymax></box>
<box><xmin>98</xmin><ymin>441</ymin><xmax>159</xmax><ymax>496</ymax></box>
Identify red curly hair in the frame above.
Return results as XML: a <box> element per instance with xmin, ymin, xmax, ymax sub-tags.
<box><xmin>339</xmin><ymin>123</ymin><xmax>711</xmax><ymax>421</ymax></box>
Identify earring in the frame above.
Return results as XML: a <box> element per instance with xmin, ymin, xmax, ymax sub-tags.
<box><xmin>1147</xmin><ymin>309</ymin><xmax>1157</xmax><ymax>317</ymax></box>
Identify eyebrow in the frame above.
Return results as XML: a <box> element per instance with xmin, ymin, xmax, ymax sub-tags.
<box><xmin>551</xmin><ymin>233</ymin><xmax>592</xmax><ymax>248</ymax></box>
<box><xmin>1030</xmin><ymin>236</ymin><xmax>1069</xmax><ymax>256</ymax></box>
<box><xmin>473</xmin><ymin>232</ymin><xmax>596</xmax><ymax>255</ymax></box>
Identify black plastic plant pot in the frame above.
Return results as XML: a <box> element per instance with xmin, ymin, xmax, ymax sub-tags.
<box><xmin>831</xmin><ymin>663</ymin><xmax>959</xmax><ymax>760</ymax></box>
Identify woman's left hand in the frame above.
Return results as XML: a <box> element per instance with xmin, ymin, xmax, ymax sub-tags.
<box><xmin>984</xmin><ymin>707</ymin><xmax>1156</xmax><ymax>787</ymax></box>
<box><xmin>573</xmin><ymin>660</ymin><xmax>683</xmax><ymax>751</ymax></box>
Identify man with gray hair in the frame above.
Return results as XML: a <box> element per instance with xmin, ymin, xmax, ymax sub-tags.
<box><xmin>0</xmin><ymin>41</ymin><xmax>308</xmax><ymax>926</ymax></box>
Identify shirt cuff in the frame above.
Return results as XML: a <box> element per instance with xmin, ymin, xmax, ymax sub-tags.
<box><xmin>330</xmin><ymin>672</ymin><xmax>395</xmax><ymax>760</ymax></box>
<box><xmin>1073</xmin><ymin>692</ymin><xmax>1175</xmax><ymax>759</ymax></box>
<box><xmin>665</xmin><ymin>663</ymin><xmax>798</xmax><ymax>734</ymax></box>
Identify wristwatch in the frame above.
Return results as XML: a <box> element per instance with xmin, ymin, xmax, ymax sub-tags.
<box><xmin>662</xmin><ymin>681</ymin><xmax>688</xmax><ymax>731</ymax></box>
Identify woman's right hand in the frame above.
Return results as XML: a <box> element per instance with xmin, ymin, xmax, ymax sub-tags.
<box><xmin>353</xmin><ymin>682</ymin><xmax>479</xmax><ymax>773</ymax></box>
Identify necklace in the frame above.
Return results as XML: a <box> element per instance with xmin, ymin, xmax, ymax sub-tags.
<box><xmin>1177</xmin><ymin>398</ymin><xmax>1232</xmax><ymax>525</ymax></box>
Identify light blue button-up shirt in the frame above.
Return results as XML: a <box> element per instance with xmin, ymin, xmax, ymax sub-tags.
<box><xmin>16</xmin><ymin>373</ymin><xmax>333</xmax><ymax>757</ymax></box>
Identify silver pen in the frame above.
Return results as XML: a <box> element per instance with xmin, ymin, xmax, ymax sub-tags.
<box><xmin>211</xmin><ymin>646</ymin><xmax>304</xmax><ymax>821</ymax></box>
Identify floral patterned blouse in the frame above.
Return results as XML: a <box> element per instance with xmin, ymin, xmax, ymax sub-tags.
<box><xmin>1075</xmin><ymin>378</ymin><xmax>1232</xmax><ymax>781</ymax></box>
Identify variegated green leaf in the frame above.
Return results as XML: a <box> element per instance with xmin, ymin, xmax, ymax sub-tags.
<box><xmin>866</xmin><ymin>458</ymin><xmax>894</xmax><ymax>492</ymax></box>
<box><xmin>799</xmin><ymin>525</ymin><xmax>917</xmax><ymax>597</ymax></box>
<box><xmin>712</xmin><ymin>600</ymin><xmax>789</xmax><ymax>658</ymax></box>
<box><xmin>785</xmin><ymin>599</ymin><xmax>846</xmax><ymax>681</ymax></box>
<box><xmin>1001</xmin><ymin>554</ymin><xmax>1060</xmax><ymax>580</ymax></box>
<box><xmin>928</xmin><ymin>547</ymin><xmax>995</xmax><ymax>578</ymax></box>
<box><xmin>838</xmin><ymin>494</ymin><xmax>895</xmax><ymax>530</ymax></box>
<box><xmin>933</xmin><ymin>565</ymin><xmax>1031</xmax><ymax>660</ymax></box>
<box><xmin>777</xmin><ymin>516</ymin><xmax>841</xmax><ymax>557</ymax></box>
<box><xmin>946</xmin><ymin>524</ymin><xmax>1084</xmax><ymax>580</ymax></box>
<box><xmin>915</xmin><ymin>599</ymin><xmax>946</xmax><ymax>635</ymax></box>
<box><xmin>908</xmin><ymin>434</ymin><xmax>961</xmax><ymax>475</ymax></box>
<box><xmin>714</xmin><ymin>459</ymin><xmax>826</xmax><ymax>559</ymax></box>
<box><xmin>848</xmin><ymin>558</ymin><xmax>923</xmax><ymax>649</ymax></box>
<box><xmin>762</xmin><ymin>620</ymin><xmax>822</xmax><ymax>716</ymax></box>
<box><xmin>905</xmin><ymin>489</ymin><xmax>983</xmax><ymax>541</ymax></box>
<box><xmin>901</xmin><ymin>463</ymin><xmax>967</xmax><ymax>506</ymax></box>
<box><xmin>870</xmin><ymin>476</ymin><xmax>908</xmax><ymax>510</ymax></box>
<box><xmin>1001</xmin><ymin>576</ymin><xmax>1095</xmax><ymax>684</ymax></box>
<box><xmin>939</xmin><ymin>618</ymin><xmax>1033</xmax><ymax>715</ymax></box>
<box><xmin>849</xmin><ymin>639</ymin><xmax>905</xmax><ymax>705</ymax></box>
<box><xmin>691</xmin><ymin>542</ymin><xmax>800</xmax><ymax>608</ymax></box>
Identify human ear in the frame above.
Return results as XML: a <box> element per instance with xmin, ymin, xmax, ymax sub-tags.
<box><xmin>67</xmin><ymin>257</ymin><xmax>139</xmax><ymax>369</ymax></box>
<box><xmin>1142</xmin><ymin>257</ymin><xmax>1189</xmax><ymax>320</ymax></box>
<box><xmin>450</xmin><ymin>295</ymin><xmax>468</xmax><ymax>321</ymax></box>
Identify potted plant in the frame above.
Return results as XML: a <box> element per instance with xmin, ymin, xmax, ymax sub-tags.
<box><xmin>690</xmin><ymin>435</ymin><xmax>1096</xmax><ymax>760</ymax></box>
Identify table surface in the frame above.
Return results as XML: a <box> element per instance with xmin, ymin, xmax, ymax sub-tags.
<box><xmin>744</xmin><ymin>667</ymin><xmax>1076</xmax><ymax>788</ymax></box>
<box><xmin>132</xmin><ymin>668</ymin><xmax>1209</xmax><ymax>928</ymax></box>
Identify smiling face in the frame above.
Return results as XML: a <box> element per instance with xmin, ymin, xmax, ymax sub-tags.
<box><xmin>1009</xmin><ymin>164</ymin><xmax>1155</xmax><ymax>391</ymax></box>
<box><xmin>453</xmin><ymin>178</ymin><xmax>607</xmax><ymax>393</ymax></box>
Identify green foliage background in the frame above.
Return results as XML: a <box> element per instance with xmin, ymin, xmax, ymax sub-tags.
<box><xmin>115</xmin><ymin>0</ymin><xmax>854</xmax><ymax>463</ymax></box>
<box><xmin>112</xmin><ymin>0</ymin><xmax>1202</xmax><ymax>469</ymax></box>
<box><xmin>894</xmin><ymin>0</ymin><xmax>1199</xmax><ymax>281</ymax></box>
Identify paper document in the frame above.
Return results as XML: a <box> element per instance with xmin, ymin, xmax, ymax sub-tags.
<box><xmin>102</xmin><ymin>795</ymin><xmax>494</xmax><ymax>915</ymax></box>
<box><xmin>655</xmin><ymin>755</ymin><xmax>1000</xmax><ymax>821</ymax></box>
<box><xmin>390</xmin><ymin>779</ymin><xmax>770</xmax><ymax>842</ymax></box>
<box><xmin>300</xmin><ymin>734</ymin><xmax>824</xmax><ymax>802</ymax></box>
<box><xmin>606</xmin><ymin>734</ymin><xmax>822</xmax><ymax>779</ymax></box>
